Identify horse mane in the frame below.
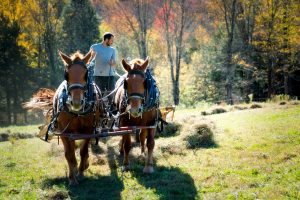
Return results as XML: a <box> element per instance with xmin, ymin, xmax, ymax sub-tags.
<box><xmin>129</xmin><ymin>59</ymin><xmax>146</xmax><ymax>71</ymax></box>
<box><xmin>69</xmin><ymin>51</ymin><xmax>84</xmax><ymax>62</ymax></box>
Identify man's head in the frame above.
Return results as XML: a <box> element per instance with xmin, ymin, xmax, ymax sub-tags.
<box><xmin>103</xmin><ymin>32</ymin><xmax>114</xmax><ymax>46</ymax></box>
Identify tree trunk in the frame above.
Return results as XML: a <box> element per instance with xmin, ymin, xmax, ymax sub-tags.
<box><xmin>5</xmin><ymin>86</ymin><xmax>11</xmax><ymax>125</ymax></box>
<box><xmin>282</xmin><ymin>1</ymin><xmax>289</xmax><ymax>95</ymax></box>
<box><xmin>284</xmin><ymin>72</ymin><xmax>289</xmax><ymax>95</ymax></box>
<box><xmin>136</xmin><ymin>0</ymin><xmax>148</xmax><ymax>59</ymax></box>
<box><xmin>223</xmin><ymin>0</ymin><xmax>237</xmax><ymax>105</ymax></box>
<box><xmin>13</xmin><ymin>85</ymin><xmax>18</xmax><ymax>125</ymax></box>
<box><xmin>268</xmin><ymin>56</ymin><xmax>275</xmax><ymax>97</ymax></box>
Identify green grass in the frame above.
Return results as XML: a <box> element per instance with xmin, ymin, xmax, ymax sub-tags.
<box><xmin>0</xmin><ymin>103</ymin><xmax>299</xmax><ymax>199</ymax></box>
<box><xmin>0</xmin><ymin>124</ymin><xmax>40</xmax><ymax>134</ymax></box>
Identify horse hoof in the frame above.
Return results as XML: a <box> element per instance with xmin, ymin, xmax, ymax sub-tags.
<box><xmin>143</xmin><ymin>166</ymin><xmax>154</xmax><ymax>174</ymax></box>
<box><xmin>121</xmin><ymin>165</ymin><xmax>130</xmax><ymax>172</ymax></box>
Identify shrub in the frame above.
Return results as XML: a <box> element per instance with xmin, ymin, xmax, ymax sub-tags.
<box><xmin>268</xmin><ymin>94</ymin><xmax>290</xmax><ymax>102</ymax></box>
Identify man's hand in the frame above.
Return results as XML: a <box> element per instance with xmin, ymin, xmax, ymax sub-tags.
<box><xmin>109</xmin><ymin>59</ymin><xmax>116</xmax><ymax>67</ymax></box>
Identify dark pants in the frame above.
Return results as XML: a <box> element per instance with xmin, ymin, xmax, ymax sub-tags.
<box><xmin>94</xmin><ymin>76</ymin><xmax>116</xmax><ymax>103</ymax></box>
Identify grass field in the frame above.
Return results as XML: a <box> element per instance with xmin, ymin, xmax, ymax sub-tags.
<box><xmin>0</xmin><ymin>103</ymin><xmax>299</xmax><ymax>199</ymax></box>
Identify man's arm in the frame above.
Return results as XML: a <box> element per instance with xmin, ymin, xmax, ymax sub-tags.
<box><xmin>90</xmin><ymin>45</ymin><xmax>96</xmax><ymax>58</ymax></box>
<box><xmin>109</xmin><ymin>48</ymin><xmax>117</xmax><ymax>68</ymax></box>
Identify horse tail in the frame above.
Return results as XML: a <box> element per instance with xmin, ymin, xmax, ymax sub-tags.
<box><xmin>23</xmin><ymin>88</ymin><xmax>55</xmax><ymax>114</ymax></box>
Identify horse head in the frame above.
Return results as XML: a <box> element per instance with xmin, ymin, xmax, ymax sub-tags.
<box><xmin>58</xmin><ymin>50</ymin><xmax>93</xmax><ymax>112</ymax></box>
<box><xmin>121</xmin><ymin>57</ymin><xmax>149</xmax><ymax>118</ymax></box>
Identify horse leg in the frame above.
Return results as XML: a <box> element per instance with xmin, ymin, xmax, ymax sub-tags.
<box><xmin>143</xmin><ymin>128</ymin><xmax>155</xmax><ymax>174</ymax></box>
<box><xmin>121</xmin><ymin>134</ymin><xmax>131</xmax><ymax>171</ymax></box>
<box><xmin>61</xmin><ymin>137</ymin><xmax>78</xmax><ymax>185</ymax></box>
<box><xmin>119</xmin><ymin>137</ymin><xmax>124</xmax><ymax>156</ymax></box>
<box><xmin>78</xmin><ymin>139</ymin><xmax>90</xmax><ymax>178</ymax></box>
<box><xmin>140</xmin><ymin>129</ymin><xmax>147</xmax><ymax>156</ymax></box>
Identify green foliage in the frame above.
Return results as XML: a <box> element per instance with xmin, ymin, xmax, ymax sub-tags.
<box><xmin>61</xmin><ymin>0</ymin><xmax>100</xmax><ymax>53</ymax></box>
<box><xmin>0</xmin><ymin>13</ymin><xmax>35</xmax><ymax>125</ymax></box>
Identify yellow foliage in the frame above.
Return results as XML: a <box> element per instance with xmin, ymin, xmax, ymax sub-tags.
<box><xmin>194</xmin><ymin>26</ymin><xmax>211</xmax><ymax>44</ymax></box>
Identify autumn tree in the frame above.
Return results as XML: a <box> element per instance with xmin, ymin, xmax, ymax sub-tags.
<box><xmin>155</xmin><ymin>0</ymin><xmax>198</xmax><ymax>105</ymax></box>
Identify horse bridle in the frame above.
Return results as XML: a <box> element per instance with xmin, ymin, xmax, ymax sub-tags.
<box><xmin>124</xmin><ymin>70</ymin><xmax>147</xmax><ymax>104</ymax></box>
<box><xmin>65</xmin><ymin>60</ymin><xmax>88</xmax><ymax>92</ymax></box>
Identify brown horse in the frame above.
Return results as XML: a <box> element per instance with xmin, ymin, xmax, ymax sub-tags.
<box><xmin>54</xmin><ymin>50</ymin><xmax>103</xmax><ymax>185</ymax></box>
<box><xmin>114</xmin><ymin>57</ymin><xmax>159</xmax><ymax>173</ymax></box>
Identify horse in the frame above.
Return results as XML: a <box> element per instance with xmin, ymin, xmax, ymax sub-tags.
<box><xmin>114</xmin><ymin>57</ymin><xmax>159</xmax><ymax>173</ymax></box>
<box><xmin>53</xmin><ymin>50</ymin><xmax>103</xmax><ymax>185</ymax></box>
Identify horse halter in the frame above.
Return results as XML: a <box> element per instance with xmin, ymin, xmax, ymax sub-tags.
<box><xmin>124</xmin><ymin>70</ymin><xmax>147</xmax><ymax>103</ymax></box>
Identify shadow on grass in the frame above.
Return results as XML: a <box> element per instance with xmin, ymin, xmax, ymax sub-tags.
<box><xmin>132</xmin><ymin>165</ymin><xmax>198</xmax><ymax>199</ymax></box>
<box><xmin>111</xmin><ymin>146</ymin><xmax>198</xmax><ymax>200</ymax></box>
<box><xmin>42</xmin><ymin>145</ymin><xmax>124</xmax><ymax>200</ymax></box>
<box><xmin>42</xmin><ymin>175</ymin><xmax>123</xmax><ymax>200</ymax></box>
<box><xmin>42</xmin><ymin>144</ymin><xmax>198</xmax><ymax>200</ymax></box>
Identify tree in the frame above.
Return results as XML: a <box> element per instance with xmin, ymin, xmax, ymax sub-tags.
<box><xmin>61</xmin><ymin>0</ymin><xmax>100</xmax><ymax>54</ymax></box>
<box><xmin>101</xmin><ymin>0</ymin><xmax>157</xmax><ymax>60</ymax></box>
<box><xmin>155</xmin><ymin>0</ymin><xmax>198</xmax><ymax>105</ymax></box>
<box><xmin>0</xmin><ymin>14</ymin><xmax>31</xmax><ymax>125</ymax></box>
<box><xmin>219</xmin><ymin>0</ymin><xmax>238</xmax><ymax>104</ymax></box>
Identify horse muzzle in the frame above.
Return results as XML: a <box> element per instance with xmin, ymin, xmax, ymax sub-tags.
<box><xmin>129</xmin><ymin>107</ymin><xmax>143</xmax><ymax>118</ymax></box>
<box><xmin>66</xmin><ymin>96</ymin><xmax>86</xmax><ymax>112</ymax></box>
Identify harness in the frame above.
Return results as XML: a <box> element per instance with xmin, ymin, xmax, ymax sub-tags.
<box><xmin>45</xmin><ymin>60</ymin><xmax>102</xmax><ymax>141</ymax></box>
<box><xmin>117</xmin><ymin>69</ymin><xmax>160</xmax><ymax>128</ymax></box>
<box><xmin>123</xmin><ymin>69</ymin><xmax>160</xmax><ymax>113</ymax></box>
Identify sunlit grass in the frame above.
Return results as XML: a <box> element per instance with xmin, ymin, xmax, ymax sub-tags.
<box><xmin>0</xmin><ymin>103</ymin><xmax>299</xmax><ymax>199</ymax></box>
<box><xmin>0</xmin><ymin>124</ymin><xmax>41</xmax><ymax>134</ymax></box>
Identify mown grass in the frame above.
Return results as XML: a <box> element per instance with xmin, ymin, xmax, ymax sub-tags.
<box><xmin>0</xmin><ymin>124</ymin><xmax>40</xmax><ymax>134</ymax></box>
<box><xmin>0</xmin><ymin>103</ymin><xmax>299</xmax><ymax>199</ymax></box>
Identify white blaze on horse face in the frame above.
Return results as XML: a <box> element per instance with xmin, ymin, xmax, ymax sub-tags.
<box><xmin>127</xmin><ymin>74</ymin><xmax>145</xmax><ymax>118</ymax></box>
<box><xmin>70</xmin><ymin>90</ymin><xmax>84</xmax><ymax>111</ymax></box>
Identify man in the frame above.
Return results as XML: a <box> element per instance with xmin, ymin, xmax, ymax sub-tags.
<box><xmin>90</xmin><ymin>32</ymin><xmax>117</xmax><ymax>104</ymax></box>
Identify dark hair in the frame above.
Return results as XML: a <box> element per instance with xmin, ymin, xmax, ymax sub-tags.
<box><xmin>103</xmin><ymin>32</ymin><xmax>114</xmax><ymax>41</ymax></box>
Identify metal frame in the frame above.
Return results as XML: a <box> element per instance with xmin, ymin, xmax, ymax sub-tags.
<box><xmin>55</xmin><ymin>125</ymin><xmax>157</xmax><ymax>140</ymax></box>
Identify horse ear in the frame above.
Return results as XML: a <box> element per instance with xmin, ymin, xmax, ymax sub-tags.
<box><xmin>141</xmin><ymin>56</ymin><xmax>149</xmax><ymax>71</ymax></box>
<box><xmin>121</xmin><ymin>59</ymin><xmax>131</xmax><ymax>72</ymax></box>
<box><xmin>83</xmin><ymin>50</ymin><xmax>93</xmax><ymax>64</ymax></box>
<box><xmin>58</xmin><ymin>50</ymin><xmax>72</xmax><ymax>66</ymax></box>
